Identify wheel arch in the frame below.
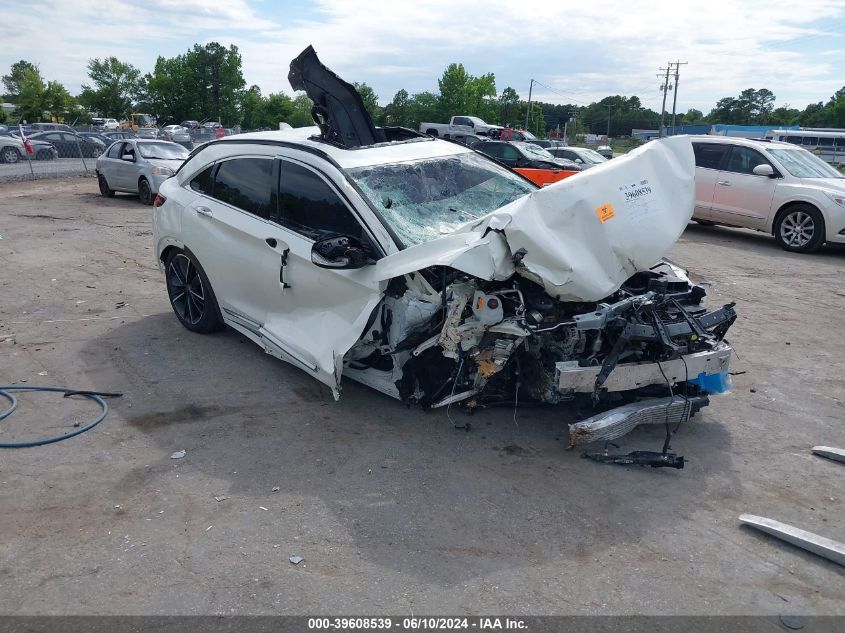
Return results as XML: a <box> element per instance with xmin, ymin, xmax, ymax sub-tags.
<box><xmin>770</xmin><ymin>200</ymin><xmax>824</xmax><ymax>236</ymax></box>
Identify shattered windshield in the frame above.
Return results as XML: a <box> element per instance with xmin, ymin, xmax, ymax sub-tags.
<box><xmin>517</xmin><ymin>142</ymin><xmax>554</xmax><ymax>160</ymax></box>
<box><xmin>347</xmin><ymin>152</ymin><xmax>536</xmax><ymax>247</ymax></box>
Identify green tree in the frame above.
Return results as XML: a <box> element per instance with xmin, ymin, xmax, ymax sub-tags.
<box><xmin>407</xmin><ymin>91</ymin><xmax>440</xmax><ymax>126</ymax></box>
<box><xmin>438</xmin><ymin>63</ymin><xmax>472</xmax><ymax>117</ymax></box>
<box><xmin>42</xmin><ymin>81</ymin><xmax>76</xmax><ymax>121</ymax></box>
<box><xmin>353</xmin><ymin>82</ymin><xmax>381</xmax><ymax>123</ymax></box>
<box><xmin>263</xmin><ymin>92</ymin><xmax>295</xmax><ymax>128</ymax></box>
<box><xmin>468</xmin><ymin>72</ymin><xmax>497</xmax><ymax>122</ymax></box>
<box><xmin>383</xmin><ymin>89</ymin><xmax>411</xmax><ymax>127</ymax></box>
<box><xmin>18</xmin><ymin>67</ymin><xmax>46</xmax><ymax>122</ymax></box>
<box><xmin>498</xmin><ymin>87</ymin><xmax>520</xmax><ymax>126</ymax></box>
<box><xmin>289</xmin><ymin>94</ymin><xmax>315</xmax><ymax>127</ymax></box>
<box><xmin>684</xmin><ymin>108</ymin><xmax>704</xmax><ymax>123</ymax></box>
<box><xmin>3</xmin><ymin>60</ymin><xmax>40</xmax><ymax>103</ymax></box>
<box><xmin>80</xmin><ymin>57</ymin><xmax>142</xmax><ymax>118</ymax></box>
<box><xmin>191</xmin><ymin>42</ymin><xmax>246</xmax><ymax>124</ymax></box>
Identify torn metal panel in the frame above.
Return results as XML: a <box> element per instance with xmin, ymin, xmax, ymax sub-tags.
<box><xmin>288</xmin><ymin>45</ymin><xmax>385</xmax><ymax>148</ymax></box>
<box><xmin>568</xmin><ymin>396</ymin><xmax>708</xmax><ymax>447</ymax></box>
<box><xmin>739</xmin><ymin>514</ymin><xmax>845</xmax><ymax>567</ymax></box>
<box><xmin>812</xmin><ymin>446</ymin><xmax>845</xmax><ymax>464</ymax></box>
<box><xmin>470</xmin><ymin>136</ymin><xmax>696</xmax><ymax>301</ymax></box>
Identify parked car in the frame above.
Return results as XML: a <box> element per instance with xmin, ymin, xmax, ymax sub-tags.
<box><xmin>151</xmin><ymin>46</ymin><xmax>738</xmax><ymax>458</ymax></box>
<box><xmin>419</xmin><ymin>115</ymin><xmax>502</xmax><ymax>138</ymax></box>
<box><xmin>28</xmin><ymin>131</ymin><xmax>105</xmax><ymax>158</ymax></box>
<box><xmin>135</xmin><ymin>127</ymin><xmax>160</xmax><ymax>139</ymax></box>
<box><xmin>78</xmin><ymin>131</ymin><xmax>114</xmax><ymax>147</ymax></box>
<box><xmin>180</xmin><ymin>120</ymin><xmax>201</xmax><ymax>130</ymax></box>
<box><xmin>548</xmin><ymin>146</ymin><xmax>608</xmax><ymax>168</ymax></box>
<box><xmin>29</xmin><ymin>122</ymin><xmax>75</xmax><ymax>133</ymax></box>
<box><xmin>102</xmin><ymin>118</ymin><xmax>120</xmax><ymax>131</ymax></box>
<box><xmin>596</xmin><ymin>145</ymin><xmax>613</xmax><ymax>159</ymax></box>
<box><xmin>526</xmin><ymin>138</ymin><xmax>565</xmax><ymax>149</ymax></box>
<box><xmin>97</xmin><ymin>139</ymin><xmax>189</xmax><ymax>204</ymax></box>
<box><xmin>103</xmin><ymin>131</ymin><xmax>137</xmax><ymax>142</ymax></box>
<box><xmin>159</xmin><ymin>125</ymin><xmax>193</xmax><ymax>149</ymax></box>
<box><xmin>447</xmin><ymin>133</ymin><xmax>484</xmax><ymax>147</ymax></box>
<box><xmin>202</xmin><ymin>121</ymin><xmax>222</xmax><ymax>129</ymax></box>
<box><xmin>474</xmin><ymin>139</ymin><xmax>582</xmax><ymax>185</ymax></box>
<box><xmin>691</xmin><ymin>136</ymin><xmax>845</xmax><ymax>252</ymax></box>
<box><xmin>0</xmin><ymin>132</ymin><xmax>59</xmax><ymax>162</ymax></box>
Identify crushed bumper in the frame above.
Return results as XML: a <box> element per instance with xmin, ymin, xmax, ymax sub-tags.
<box><xmin>555</xmin><ymin>342</ymin><xmax>732</xmax><ymax>394</ymax></box>
<box><xmin>568</xmin><ymin>395</ymin><xmax>710</xmax><ymax>448</ymax></box>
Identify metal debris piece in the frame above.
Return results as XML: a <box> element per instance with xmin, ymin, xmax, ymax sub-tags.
<box><xmin>259</xmin><ymin>506</ymin><xmax>268</xmax><ymax>511</ymax></box>
<box><xmin>205</xmin><ymin>525</ymin><xmax>213</xmax><ymax>532</ymax></box>
<box><xmin>568</xmin><ymin>396</ymin><xmax>707</xmax><ymax>447</ymax></box>
<box><xmin>811</xmin><ymin>446</ymin><xmax>845</xmax><ymax>465</ymax></box>
<box><xmin>214</xmin><ymin>496</ymin><xmax>227</xmax><ymax>502</ymax></box>
<box><xmin>739</xmin><ymin>514</ymin><xmax>845</xmax><ymax>567</ymax></box>
<box><xmin>289</xmin><ymin>555</ymin><xmax>304</xmax><ymax>565</ymax></box>
<box><xmin>584</xmin><ymin>450</ymin><xmax>685</xmax><ymax>469</ymax></box>
<box><xmin>170</xmin><ymin>450</ymin><xmax>186</xmax><ymax>459</ymax></box>
<box><xmin>271</xmin><ymin>486</ymin><xmax>280</xmax><ymax>492</ymax></box>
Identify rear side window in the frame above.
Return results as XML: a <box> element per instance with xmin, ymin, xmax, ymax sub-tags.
<box><xmin>278</xmin><ymin>161</ymin><xmax>366</xmax><ymax>242</ymax></box>
<box><xmin>107</xmin><ymin>143</ymin><xmax>122</xmax><ymax>158</ymax></box>
<box><xmin>190</xmin><ymin>165</ymin><xmax>215</xmax><ymax>195</ymax></box>
<box><xmin>692</xmin><ymin>143</ymin><xmax>729</xmax><ymax>169</ymax></box>
<box><xmin>212</xmin><ymin>158</ymin><xmax>274</xmax><ymax>219</ymax></box>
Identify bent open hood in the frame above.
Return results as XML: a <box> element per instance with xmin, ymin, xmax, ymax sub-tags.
<box><xmin>375</xmin><ymin>136</ymin><xmax>696</xmax><ymax>302</ymax></box>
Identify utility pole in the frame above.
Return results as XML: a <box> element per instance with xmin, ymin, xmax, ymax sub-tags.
<box><xmin>524</xmin><ymin>79</ymin><xmax>534</xmax><ymax>131</ymax></box>
<box><xmin>569</xmin><ymin>110</ymin><xmax>577</xmax><ymax>144</ymax></box>
<box><xmin>657</xmin><ymin>63</ymin><xmax>671</xmax><ymax>138</ymax></box>
<box><xmin>670</xmin><ymin>61</ymin><xmax>688</xmax><ymax>135</ymax></box>
<box><xmin>604</xmin><ymin>104</ymin><xmax>612</xmax><ymax>142</ymax></box>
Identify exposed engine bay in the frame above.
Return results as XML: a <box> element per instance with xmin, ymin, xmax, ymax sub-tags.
<box><xmin>344</xmin><ymin>258</ymin><xmax>736</xmax><ymax>458</ymax></box>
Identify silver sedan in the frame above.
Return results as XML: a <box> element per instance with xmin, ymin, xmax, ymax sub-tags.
<box><xmin>96</xmin><ymin>139</ymin><xmax>189</xmax><ymax>204</ymax></box>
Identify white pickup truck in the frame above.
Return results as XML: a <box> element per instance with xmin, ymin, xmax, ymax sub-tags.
<box><xmin>419</xmin><ymin>116</ymin><xmax>502</xmax><ymax>138</ymax></box>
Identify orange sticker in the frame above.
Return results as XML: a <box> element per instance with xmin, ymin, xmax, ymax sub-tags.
<box><xmin>595</xmin><ymin>203</ymin><xmax>616</xmax><ymax>223</ymax></box>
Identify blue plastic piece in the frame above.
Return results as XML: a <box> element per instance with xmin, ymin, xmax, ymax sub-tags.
<box><xmin>689</xmin><ymin>370</ymin><xmax>731</xmax><ymax>394</ymax></box>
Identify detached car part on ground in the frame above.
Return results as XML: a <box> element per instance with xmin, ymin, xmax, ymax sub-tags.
<box><xmin>153</xmin><ymin>46</ymin><xmax>737</xmax><ymax>461</ymax></box>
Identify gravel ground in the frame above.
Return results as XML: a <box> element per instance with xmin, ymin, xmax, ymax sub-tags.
<box><xmin>0</xmin><ymin>178</ymin><xmax>843</xmax><ymax>616</ymax></box>
<box><xmin>0</xmin><ymin>159</ymin><xmax>97</xmax><ymax>183</ymax></box>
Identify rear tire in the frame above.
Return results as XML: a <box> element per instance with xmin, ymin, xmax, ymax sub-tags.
<box><xmin>1</xmin><ymin>146</ymin><xmax>21</xmax><ymax>164</ymax></box>
<box><xmin>138</xmin><ymin>178</ymin><xmax>153</xmax><ymax>205</ymax></box>
<box><xmin>98</xmin><ymin>174</ymin><xmax>115</xmax><ymax>198</ymax></box>
<box><xmin>165</xmin><ymin>250</ymin><xmax>224</xmax><ymax>334</ymax></box>
<box><xmin>774</xmin><ymin>204</ymin><xmax>825</xmax><ymax>253</ymax></box>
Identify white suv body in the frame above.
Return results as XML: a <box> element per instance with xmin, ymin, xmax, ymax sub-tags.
<box><xmin>691</xmin><ymin>135</ymin><xmax>845</xmax><ymax>252</ymax></box>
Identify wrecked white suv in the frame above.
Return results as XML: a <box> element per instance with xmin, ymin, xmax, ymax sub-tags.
<box><xmin>152</xmin><ymin>47</ymin><xmax>737</xmax><ymax>465</ymax></box>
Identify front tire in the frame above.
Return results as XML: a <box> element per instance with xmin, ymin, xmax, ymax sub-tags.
<box><xmin>165</xmin><ymin>250</ymin><xmax>223</xmax><ymax>334</ymax></box>
<box><xmin>138</xmin><ymin>178</ymin><xmax>153</xmax><ymax>205</ymax></box>
<box><xmin>774</xmin><ymin>204</ymin><xmax>825</xmax><ymax>253</ymax></box>
<box><xmin>1</xmin><ymin>146</ymin><xmax>21</xmax><ymax>164</ymax></box>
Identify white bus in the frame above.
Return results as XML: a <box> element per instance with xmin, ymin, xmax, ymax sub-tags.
<box><xmin>765</xmin><ymin>129</ymin><xmax>845</xmax><ymax>166</ymax></box>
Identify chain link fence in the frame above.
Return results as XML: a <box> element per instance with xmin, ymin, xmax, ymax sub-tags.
<box><xmin>0</xmin><ymin>122</ymin><xmax>258</xmax><ymax>183</ymax></box>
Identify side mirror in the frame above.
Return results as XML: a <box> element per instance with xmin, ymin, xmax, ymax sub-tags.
<box><xmin>311</xmin><ymin>235</ymin><xmax>375</xmax><ymax>270</ymax></box>
<box><xmin>752</xmin><ymin>164</ymin><xmax>775</xmax><ymax>177</ymax></box>
<box><xmin>122</xmin><ymin>153</ymin><xmax>134</xmax><ymax>162</ymax></box>
<box><xmin>575</xmin><ymin>158</ymin><xmax>584</xmax><ymax>164</ymax></box>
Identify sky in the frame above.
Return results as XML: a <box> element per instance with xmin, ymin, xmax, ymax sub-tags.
<box><xmin>2</xmin><ymin>0</ymin><xmax>844</xmax><ymax>113</ymax></box>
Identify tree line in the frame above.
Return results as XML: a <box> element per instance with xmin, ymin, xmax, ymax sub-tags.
<box><xmin>2</xmin><ymin>44</ymin><xmax>844</xmax><ymax>137</ymax></box>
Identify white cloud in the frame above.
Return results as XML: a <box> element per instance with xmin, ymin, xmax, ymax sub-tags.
<box><xmin>1</xmin><ymin>0</ymin><xmax>843</xmax><ymax>111</ymax></box>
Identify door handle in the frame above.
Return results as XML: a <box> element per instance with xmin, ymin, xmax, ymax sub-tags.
<box><xmin>196</xmin><ymin>206</ymin><xmax>213</xmax><ymax>217</ymax></box>
<box><xmin>265</xmin><ymin>238</ymin><xmax>277</xmax><ymax>248</ymax></box>
<box><xmin>716</xmin><ymin>180</ymin><xmax>731</xmax><ymax>186</ymax></box>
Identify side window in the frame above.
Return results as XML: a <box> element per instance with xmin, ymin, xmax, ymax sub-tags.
<box><xmin>278</xmin><ymin>161</ymin><xmax>366</xmax><ymax>242</ymax></box>
<box><xmin>501</xmin><ymin>145</ymin><xmax>520</xmax><ymax>162</ymax></box>
<box><xmin>483</xmin><ymin>143</ymin><xmax>503</xmax><ymax>159</ymax></box>
<box><xmin>212</xmin><ymin>158</ymin><xmax>274</xmax><ymax>219</ymax></box>
<box><xmin>107</xmin><ymin>143</ymin><xmax>122</xmax><ymax>159</ymax></box>
<box><xmin>692</xmin><ymin>143</ymin><xmax>729</xmax><ymax>170</ymax></box>
<box><xmin>723</xmin><ymin>147</ymin><xmax>769</xmax><ymax>175</ymax></box>
<box><xmin>785</xmin><ymin>136</ymin><xmax>802</xmax><ymax>145</ymax></box>
<box><xmin>802</xmin><ymin>137</ymin><xmax>818</xmax><ymax>146</ymax></box>
<box><xmin>190</xmin><ymin>164</ymin><xmax>215</xmax><ymax>195</ymax></box>
<box><xmin>454</xmin><ymin>117</ymin><xmax>469</xmax><ymax>127</ymax></box>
